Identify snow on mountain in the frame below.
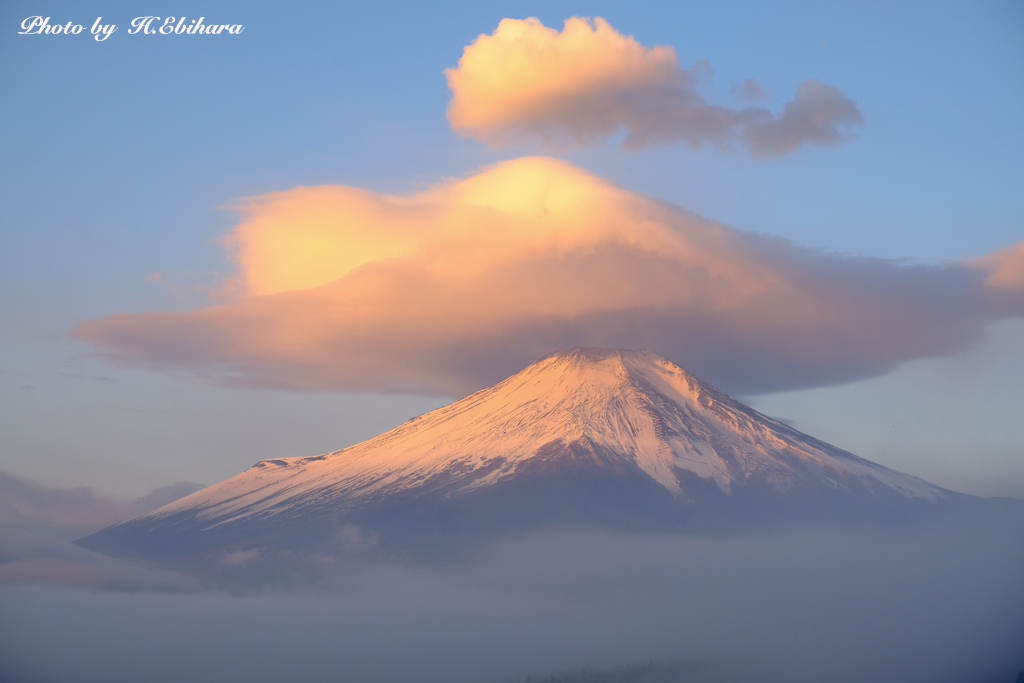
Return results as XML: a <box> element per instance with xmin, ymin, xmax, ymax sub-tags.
<box><xmin>111</xmin><ymin>349</ymin><xmax>944</xmax><ymax>541</ymax></box>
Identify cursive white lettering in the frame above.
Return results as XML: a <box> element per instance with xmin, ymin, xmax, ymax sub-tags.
<box><xmin>19</xmin><ymin>16</ymin><xmax>48</xmax><ymax>34</ymax></box>
<box><xmin>127</xmin><ymin>17</ymin><xmax>158</xmax><ymax>35</ymax></box>
<box><xmin>89</xmin><ymin>17</ymin><xmax>116</xmax><ymax>41</ymax></box>
<box><xmin>21</xmin><ymin>15</ymin><xmax>245</xmax><ymax>39</ymax></box>
<box><xmin>19</xmin><ymin>17</ymin><xmax>86</xmax><ymax>35</ymax></box>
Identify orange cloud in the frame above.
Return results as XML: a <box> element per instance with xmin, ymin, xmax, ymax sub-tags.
<box><xmin>445</xmin><ymin>17</ymin><xmax>862</xmax><ymax>157</ymax></box>
<box><xmin>76</xmin><ymin>158</ymin><xmax>1024</xmax><ymax>397</ymax></box>
<box><xmin>221</xmin><ymin>187</ymin><xmax>435</xmax><ymax>296</ymax></box>
<box><xmin>971</xmin><ymin>241</ymin><xmax>1024</xmax><ymax>290</ymax></box>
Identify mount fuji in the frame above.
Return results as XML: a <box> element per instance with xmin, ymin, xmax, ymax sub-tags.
<box><xmin>80</xmin><ymin>348</ymin><xmax>959</xmax><ymax>561</ymax></box>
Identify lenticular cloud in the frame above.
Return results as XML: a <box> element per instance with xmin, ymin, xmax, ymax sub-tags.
<box><xmin>75</xmin><ymin>157</ymin><xmax>1024</xmax><ymax>397</ymax></box>
<box><xmin>445</xmin><ymin>17</ymin><xmax>862</xmax><ymax>157</ymax></box>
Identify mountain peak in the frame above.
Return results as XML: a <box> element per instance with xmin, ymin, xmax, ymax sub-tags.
<box><xmin>148</xmin><ymin>346</ymin><xmax>942</xmax><ymax>515</ymax></box>
<box><xmin>499</xmin><ymin>346</ymin><xmax>703</xmax><ymax>395</ymax></box>
<box><xmin>80</xmin><ymin>348</ymin><xmax>949</xmax><ymax>559</ymax></box>
<box><xmin>536</xmin><ymin>346</ymin><xmax>668</xmax><ymax>367</ymax></box>
<box><xmin>482</xmin><ymin>346</ymin><xmax>723</xmax><ymax>429</ymax></box>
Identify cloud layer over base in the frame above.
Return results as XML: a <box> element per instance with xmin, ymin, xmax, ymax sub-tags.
<box><xmin>76</xmin><ymin>157</ymin><xmax>1024</xmax><ymax>397</ymax></box>
<box><xmin>2</xmin><ymin>477</ymin><xmax>1022</xmax><ymax>683</ymax></box>
<box><xmin>2</xmin><ymin>510</ymin><xmax>1023</xmax><ymax>683</ymax></box>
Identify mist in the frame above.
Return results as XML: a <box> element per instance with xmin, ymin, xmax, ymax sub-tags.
<box><xmin>2</xmin><ymin>502</ymin><xmax>1022</xmax><ymax>683</ymax></box>
<box><xmin>0</xmin><ymin>473</ymin><xmax>204</xmax><ymax>592</ymax></box>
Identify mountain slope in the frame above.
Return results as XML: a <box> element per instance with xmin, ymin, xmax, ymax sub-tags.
<box><xmin>80</xmin><ymin>349</ymin><xmax>952</xmax><ymax>558</ymax></box>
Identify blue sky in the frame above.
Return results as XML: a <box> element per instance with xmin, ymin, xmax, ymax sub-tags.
<box><xmin>1</xmin><ymin>0</ymin><xmax>1022</xmax><ymax>498</ymax></box>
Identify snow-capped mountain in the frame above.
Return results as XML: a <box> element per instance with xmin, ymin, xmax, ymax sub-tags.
<box><xmin>80</xmin><ymin>349</ymin><xmax>951</xmax><ymax>559</ymax></box>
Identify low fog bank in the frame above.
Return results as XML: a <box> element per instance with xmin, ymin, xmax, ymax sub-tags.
<box><xmin>2</xmin><ymin>503</ymin><xmax>1023</xmax><ymax>683</ymax></box>
<box><xmin>0</xmin><ymin>473</ymin><xmax>204</xmax><ymax>542</ymax></box>
<box><xmin>0</xmin><ymin>473</ymin><xmax>204</xmax><ymax>591</ymax></box>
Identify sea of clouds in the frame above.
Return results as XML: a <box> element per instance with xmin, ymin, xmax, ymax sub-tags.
<box><xmin>1</xmin><ymin>473</ymin><xmax>1022</xmax><ymax>683</ymax></box>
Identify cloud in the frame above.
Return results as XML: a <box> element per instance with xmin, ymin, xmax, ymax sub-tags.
<box><xmin>0</xmin><ymin>473</ymin><xmax>203</xmax><ymax>591</ymax></box>
<box><xmin>741</xmin><ymin>79</ymin><xmax>863</xmax><ymax>158</ymax></box>
<box><xmin>75</xmin><ymin>157</ymin><xmax>1024</xmax><ymax>397</ymax></box>
<box><xmin>732</xmin><ymin>77</ymin><xmax>768</xmax><ymax>102</ymax></box>
<box><xmin>0</xmin><ymin>473</ymin><xmax>204</xmax><ymax>543</ymax></box>
<box><xmin>1</xmin><ymin>480</ymin><xmax>1021</xmax><ymax>679</ymax></box>
<box><xmin>445</xmin><ymin>17</ymin><xmax>862</xmax><ymax>157</ymax></box>
<box><xmin>3</xmin><ymin>514</ymin><xmax>1024</xmax><ymax>683</ymax></box>
<box><xmin>972</xmin><ymin>240</ymin><xmax>1024</xmax><ymax>290</ymax></box>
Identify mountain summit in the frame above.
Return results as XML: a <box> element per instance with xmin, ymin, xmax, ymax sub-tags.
<box><xmin>80</xmin><ymin>349</ymin><xmax>951</xmax><ymax>559</ymax></box>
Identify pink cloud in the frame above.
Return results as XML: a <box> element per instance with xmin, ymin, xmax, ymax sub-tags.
<box><xmin>74</xmin><ymin>158</ymin><xmax>1023</xmax><ymax>397</ymax></box>
<box><xmin>971</xmin><ymin>241</ymin><xmax>1024</xmax><ymax>290</ymax></box>
<box><xmin>445</xmin><ymin>17</ymin><xmax>862</xmax><ymax>157</ymax></box>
